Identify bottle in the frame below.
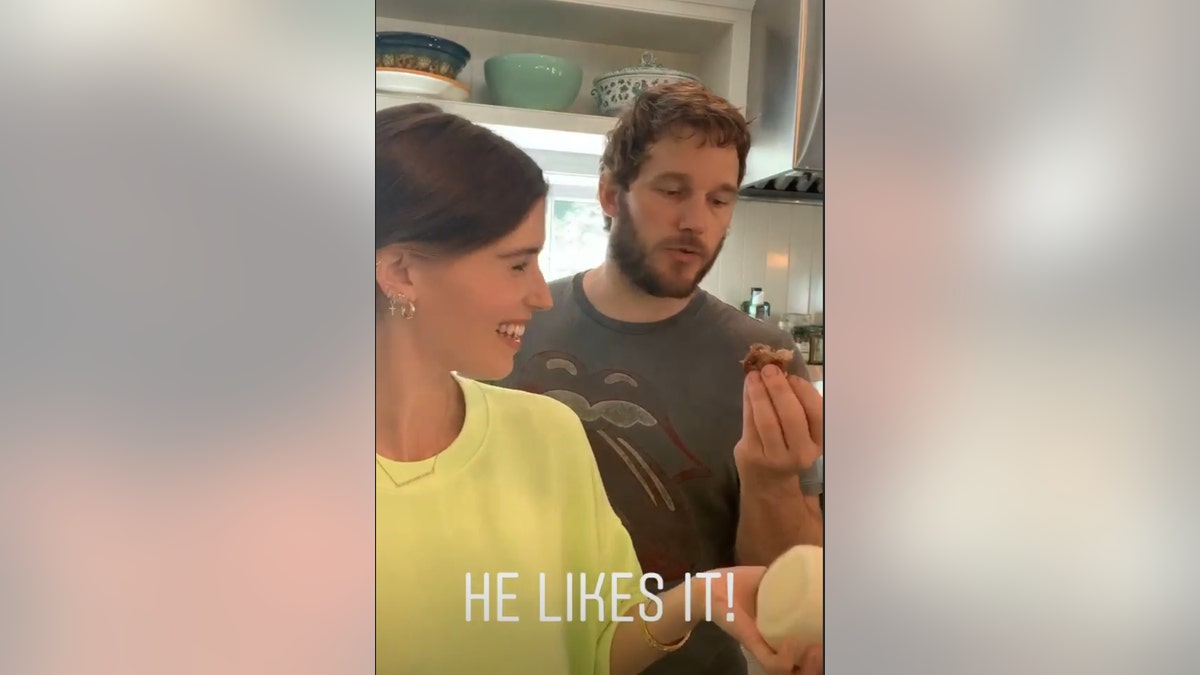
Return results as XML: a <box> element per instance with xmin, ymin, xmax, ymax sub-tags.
<box><xmin>807</xmin><ymin>325</ymin><xmax>824</xmax><ymax>365</ymax></box>
<box><xmin>792</xmin><ymin>316</ymin><xmax>812</xmax><ymax>363</ymax></box>
<box><xmin>740</xmin><ymin>287</ymin><xmax>771</xmax><ymax>320</ymax></box>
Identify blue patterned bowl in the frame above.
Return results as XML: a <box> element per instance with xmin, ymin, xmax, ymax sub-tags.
<box><xmin>376</xmin><ymin>32</ymin><xmax>470</xmax><ymax>79</ymax></box>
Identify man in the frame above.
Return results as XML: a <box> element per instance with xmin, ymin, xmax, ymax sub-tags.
<box><xmin>498</xmin><ymin>83</ymin><xmax>823</xmax><ymax>675</ymax></box>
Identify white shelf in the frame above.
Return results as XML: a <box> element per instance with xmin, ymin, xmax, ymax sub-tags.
<box><xmin>376</xmin><ymin>0</ymin><xmax>753</xmax><ymax>152</ymax></box>
<box><xmin>376</xmin><ymin>0</ymin><xmax>751</xmax><ymax>111</ymax></box>
<box><xmin>377</xmin><ymin>0</ymin><xmax>745</xmax><ymax>53</ymax></box>
<box><xmin>376</xmin><ymin>93</ymin><xmax>616</xmax><ymax>156</ymax></box>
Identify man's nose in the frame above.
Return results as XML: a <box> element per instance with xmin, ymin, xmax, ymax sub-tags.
<box><xmin>678</xmin><ymin>194</ymin><xmax>714</xmax><ymax>233</ymax></box>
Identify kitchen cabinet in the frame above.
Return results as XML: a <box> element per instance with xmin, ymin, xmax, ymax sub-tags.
<box><xmin>376</xmin><ymin>0</ymin><xmax>753</xmax><ymax>154</ymax></box>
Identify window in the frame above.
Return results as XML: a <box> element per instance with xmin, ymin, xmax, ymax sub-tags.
<box><xmin>540</xmin><ymin>174</ymin><xmax>608</xmax><ymax>283</ymax></box>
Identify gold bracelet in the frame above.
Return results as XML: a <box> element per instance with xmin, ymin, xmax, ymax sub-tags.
<box><xmin>641</xmin><ymin>618</ymin><xmax>693</xmax><ymax>653</ymax></box>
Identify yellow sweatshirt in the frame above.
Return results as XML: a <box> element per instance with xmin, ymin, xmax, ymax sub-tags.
<box><xmin>376</xmin><ymin>376</ymin><xmax>644</xmax><ymax>674</ymax></box>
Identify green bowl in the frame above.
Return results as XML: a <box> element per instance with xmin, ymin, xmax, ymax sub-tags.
<box><xmin>484</xmin><ymin>54</ymin><xmax>582</xmax><ymax>112</ymax></box>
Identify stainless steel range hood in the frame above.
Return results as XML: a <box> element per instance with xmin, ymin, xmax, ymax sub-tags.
<box><xmin>740</xmin><ymin>0</ymin><xmax>824</xmax><ymax>204</ymax></box>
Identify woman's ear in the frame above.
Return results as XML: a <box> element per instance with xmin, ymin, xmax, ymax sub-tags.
<box><xmin>375</xmin><ymin>244</ymin><xmax>418</xmax><ymax>302</ymax></box>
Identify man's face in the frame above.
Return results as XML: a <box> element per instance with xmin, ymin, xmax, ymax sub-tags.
<box><xmin>606</xmin><ymin>129</ymin><xmax>740</xmax><ymax>298</ymax></box>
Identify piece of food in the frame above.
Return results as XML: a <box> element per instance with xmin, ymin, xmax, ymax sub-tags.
<box><xmin>755</xmin><ymin>544</ymin><xmax>824</xmax><ymax>652</ymax></box>
<box><xmin>740</xmin><ymin>343</ymin><xmax>794</xmax><ymax>374</ymax></box>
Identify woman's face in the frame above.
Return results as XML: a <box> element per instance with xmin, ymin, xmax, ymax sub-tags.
<box><xmin>387</xmin><ymin>198</ymin><xmax>552</xmax><ymax>381</ymax></box>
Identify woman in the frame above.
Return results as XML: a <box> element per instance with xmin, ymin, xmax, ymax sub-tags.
<box><xmin>375</xmin><ymin>103</ymin><xmax>807</xmax><ymax>675</ymax></box>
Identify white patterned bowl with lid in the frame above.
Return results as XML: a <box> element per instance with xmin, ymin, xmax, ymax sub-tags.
<box><xmin>591</xmin><ymin>52</ymin><xmax>703</xmax><ymax>116</ymax></box>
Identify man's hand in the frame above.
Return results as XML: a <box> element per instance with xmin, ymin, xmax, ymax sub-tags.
<box><xmin>734</xmin><ymin>364</ymin><xmax>824</xmax><ymax>488</ymax></box>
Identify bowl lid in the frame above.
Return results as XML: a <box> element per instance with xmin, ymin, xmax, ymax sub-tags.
<box><xmin>594</xmin><ymin>51</ymin><xmax>700</xmax><ymax>83</ymax></box>
<box><xmin>375</xmin><ymin>32</ymin><xmax>471</xmax><ymax>61</ymax></box>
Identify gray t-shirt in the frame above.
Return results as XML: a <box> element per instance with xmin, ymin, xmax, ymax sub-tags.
<box><xmin>496</xmin><ymin>272</ymin><xmax>807</xmax><ymax>675</ymax></box>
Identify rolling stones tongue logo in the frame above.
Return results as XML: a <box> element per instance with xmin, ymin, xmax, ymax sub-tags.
<box><xmin>515</xmin><ymin>351</ymin><xmax>710</xmax><ymax>585</ymax></box>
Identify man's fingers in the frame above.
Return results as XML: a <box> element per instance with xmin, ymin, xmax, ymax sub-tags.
<box><xmin>788</xmin><ymin>375</ymin><xmax>824</xmax><ymax>449</ymax></box>
<box><xmin>747</xmin><ymin>371</ymin><xmax>786</xmax><ymax>453</ymax></box>
<box><xmin>742</xmin><ymin>374</ymin><xmax>762</xmax><ymax>448</ymax></box>
<box><xmin>759</xmin><ymin>365</ymin><xmax>809</xmax><ymax>452</ymax></box>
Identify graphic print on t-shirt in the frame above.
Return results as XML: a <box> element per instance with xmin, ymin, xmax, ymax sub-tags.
<box><xmin>513</xmin><ymin>351</ymin><xmax>710</xmax><ymax>586</ymax></box>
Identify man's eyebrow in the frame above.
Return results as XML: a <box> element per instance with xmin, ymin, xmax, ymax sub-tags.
<box><xmin>652</xmin><ymin>172</ymin><xmax>738</xmax><ymax>194</ymax></box>
<box><xmin>650</xmin><ymin>172</ymin><xmax>691</xmax><ymax>183</ymax></box>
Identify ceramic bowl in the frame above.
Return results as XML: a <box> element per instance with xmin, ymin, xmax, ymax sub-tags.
<box><xmin>376</xmin><ymin>32</ymin><xmax>470</xmax><ymax>79</ymax></box>
<box><xmin>484</xmin><ymin>54</ymin><xmax>582</xmax><ymax>112</ymax></box>
<box><xmin>592</xmin><ymin>52</ymin><xmax>702</xmax><ymax>116</ymax></box>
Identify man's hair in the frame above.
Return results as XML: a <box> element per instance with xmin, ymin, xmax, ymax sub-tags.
<box><xmin>600</xmin><ymin>82</ymin><xmax>752</xmax><ymax>229</ymax></box>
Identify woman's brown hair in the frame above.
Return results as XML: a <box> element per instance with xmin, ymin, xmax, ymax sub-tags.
<box><xmin>376</xmin><ymin>103</ymin><xmax>548</xmax><ymax>256</ymax></box>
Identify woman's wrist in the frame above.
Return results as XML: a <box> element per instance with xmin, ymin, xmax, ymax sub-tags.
<box><xmin>646</xmin><ymin>576</ymin><xmax>705</xmax><ymax>644</ymax></box>
<box><xmin>641</xmin><ymin>615</ymin><xmax>692</xmax><ymax>652</ymax></box>
<box><xmin>608</xmin><ymin>577</ymin><xmax>711</xmax><ymax>675</ymax></box>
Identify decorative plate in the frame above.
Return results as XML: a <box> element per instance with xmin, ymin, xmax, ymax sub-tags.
<box><xmin>375</xmin><ymin>68</ymin><xmax>470</xmax><ymax>102</ymax></box>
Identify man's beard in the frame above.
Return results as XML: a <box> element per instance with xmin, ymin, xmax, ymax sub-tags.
<box><xmin>608</xmin><ymin>193</ymin><xmax>724</xmax><ymax>299</ymax></box>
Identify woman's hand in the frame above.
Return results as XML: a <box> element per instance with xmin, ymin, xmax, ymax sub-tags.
<box><xmin>705</xmin><ymin>565</ymin><xmax>822</xmax><ymax>674</ymax></box>
<box><xmin>781</xmin><ymin>644</ymin><xmax>824</xmax><ymax>675</ymax></box>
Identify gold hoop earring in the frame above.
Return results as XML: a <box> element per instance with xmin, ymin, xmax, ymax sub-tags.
<box><xmin>389</xmin><ymin>293</ymin><xmax>416</xmax><ymax>319</ymax></box>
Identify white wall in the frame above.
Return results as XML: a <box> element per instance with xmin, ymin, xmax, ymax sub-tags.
<box><xmin>701</xmin><ymin>199</ymin><xmax>824</xmax><ymax>317</ymax></box>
